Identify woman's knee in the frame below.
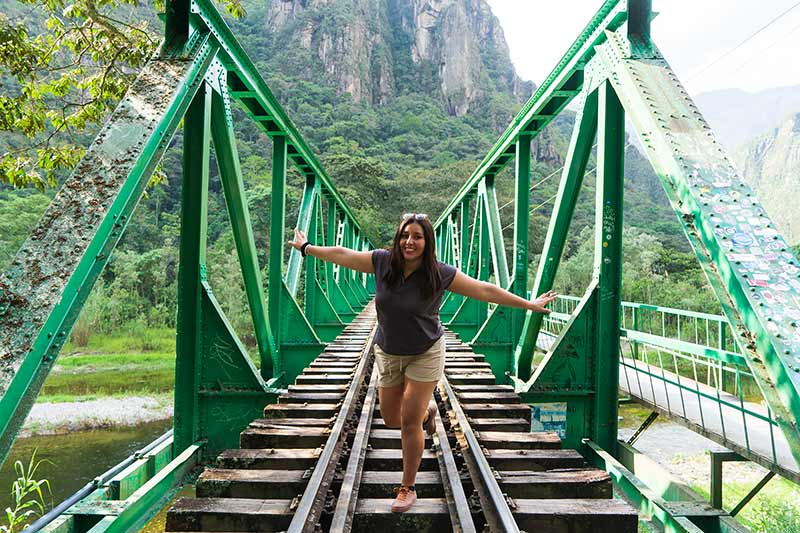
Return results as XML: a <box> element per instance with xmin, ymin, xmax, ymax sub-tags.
<box><xmin>381</xmin><ymin>406</ymin><xmax>401</xmax><ymax>428</ymax></box>
<box><xmin>400</xmin><ymin>408</ymin><xmax>424</xmax><ymax>430</ymax></box>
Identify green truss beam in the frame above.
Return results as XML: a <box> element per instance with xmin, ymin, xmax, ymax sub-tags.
<box><xmin>590</xmin><ymin>20</ymin><xmax>800</xmax><ymax>466</ymax></box>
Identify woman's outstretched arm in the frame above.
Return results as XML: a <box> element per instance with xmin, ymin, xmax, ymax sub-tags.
<box><xmin>287</xmin><ymin>228</ymin><xmax>375</xmax><ymax>274</ymax></box>
<box><xmin>448</xmin><ymin>270</ymin><xmax>556</xmax><ymax>313</ymax></box>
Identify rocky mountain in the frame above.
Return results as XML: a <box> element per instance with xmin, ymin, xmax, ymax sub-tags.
<box><xmin>736</xmin><ymin>112</ymin><xmax>800</xmax><ymax>245</ymax></box>
<box><xmin>262</xmin><ymin>0</ymin><xmax>532</xmax><ymax>116</ymax></box>
<box><xmin>695</xmin><ymin>85</ymin><xmax>800</xmax><ymax>151</ymax></box>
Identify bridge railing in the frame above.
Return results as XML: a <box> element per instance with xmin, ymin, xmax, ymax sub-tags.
<box><xmin>542</xmin><ymin>296</ymin><xmax>799</xmax><ymax>482</ymax></box>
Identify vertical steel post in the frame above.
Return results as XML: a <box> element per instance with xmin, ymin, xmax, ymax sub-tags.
<box><xmin>480</xmin><ymin>177</ymin><xmax>510</xmax><ymax>288</ymax></box>
<box><xmin>174</xmin><ymin>84</ymin><xmax>211</xmax><ymax>453</ymax></box>
<box><xmin>512</xmin><ymin>135</ymin><xmax>531</xmax><ymax>298</ymax></box>
<box><xmin>460</xmin><ymin>197</ymin><xmax>472</xmax><ymax>272</ymax></box>
<box><xmin>594</xmin><ymin>81</ymin><xmax>624</xmax><ymax>453</ymax></box>
<box><xmin>627</xmin><ymin>0</ymin><xmax>652</xmax><ymax>41</ymax></box>
<box><xmin>269</xmin><ymin>135</ymin><xmax>287</xmax><ymax>376</ymax></box>
<box><xmin>164</xmin><ymin>0</ymin><xmax>190</xmax><ymax>50</ymax></box>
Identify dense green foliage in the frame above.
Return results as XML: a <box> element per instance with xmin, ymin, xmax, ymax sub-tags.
<box><xmin>0</xmin><ymin>0</ymin><xmax>716</xmax><ymax>350</ymax></box>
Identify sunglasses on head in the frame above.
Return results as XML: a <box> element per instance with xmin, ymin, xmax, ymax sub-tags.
<box><xmin>402</xmin><ymin>213</ymin><xmax>428</xmax><ymax>221</ymax></box>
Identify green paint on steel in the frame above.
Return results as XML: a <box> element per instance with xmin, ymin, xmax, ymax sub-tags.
<box><xmin>269</xmin><ymin>134</ymin><xmax>288</xmax><ymax>371</ymax></box>
<box><xmin>593</xmin><ymin>80</ymin><xmax>624</xmax><ymax>454</ymax></box>
<box><xmin>519</xmin><ymin>283</ymin><xmax>599</xmax><ymax>450</ymax></box>
<box><xmin>593</xmin><ymin>24</ymin><xmax>800</xmax><ymax>466</ymax></box>
<box><xmin>0</xmin><ymin>35</ymin><xmax>217</xmax><ymax>466</ymax></box>
<box><xmin>279</xmin><ymin>280</ymin><xmax>325</xmax><ymax>386</ymax></box>
<box><xmin>64</xmin><ymin>443</ymin><xmax>201</xmax><ymax>533</ymax></box>
<box><xmin>515</xmin><ymin>89</ymin><xmax>598</xmax><ymax>380</ymax></box>
<box><xmin>174</xmin><ymin>82</ymin><xmax>211</xmax><ymax>453</ymax></box>
<box><xmin>211</xmin><ymin>84</ymin><xmax>277</xmax><ymax>377</ymax></box>
<box><xmin>287</xmin><ymin>176</ymin><xmax>317</xmax><ymax>297</ymax></box>
<box><xmin>198</xmin><ymin>281</ymin><xmax>275</xmax><ymax>457</ymax></box>
<box><xmin>583</xmin><ymin>440</ymin><xmax>709</xmax><ymax>533</ymax></box>
<box><xmin>512</xmin><ymin>134</ymin><xmax>531</xmax><ymax>298</ymax></box>
<box><xmin>479</xmin><ymin>178</ymin><xmax>510</xmax><ymax>289</ymax></box>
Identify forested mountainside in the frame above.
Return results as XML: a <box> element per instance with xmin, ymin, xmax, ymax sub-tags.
<box><xmin>0</xmin><ymin>0</ymin><xmax>718</xmax><ymax>345</ymax></box>
<box><xmin>736</xmin><ymin>112</ymin><xmax>800</xmax><ymax>245</ymax></box>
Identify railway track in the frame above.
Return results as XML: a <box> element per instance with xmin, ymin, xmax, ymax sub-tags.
<box><xmin>166</xmin><ymin>303</ymin><xmax>638</xmax><ymax>531</ymax></box>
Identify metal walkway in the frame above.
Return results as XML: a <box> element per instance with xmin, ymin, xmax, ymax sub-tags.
<box><xmin>538</xmin><ymin>331</ymin><xmax>800</xmax><ymax>483</ymax></box>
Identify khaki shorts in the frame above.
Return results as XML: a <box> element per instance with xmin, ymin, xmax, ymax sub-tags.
<box><xmin>374</xmin><ymin>337</ymin><xmax>446</xmax><ymax>388</ymax></box>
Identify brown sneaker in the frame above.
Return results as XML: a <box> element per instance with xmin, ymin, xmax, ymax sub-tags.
<box><xmin>391</xmin><ymin>485</ymin><xmax>417</xmax><ymax>513</ymax></box>
<box><xmin>423</xmin><ymin>402</ymin><xmax>437</xmax><ymax>436</ymax></box>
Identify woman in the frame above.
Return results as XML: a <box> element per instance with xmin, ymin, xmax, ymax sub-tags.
<box><xmin>288</xmin><ymin>213</ymin><xmax>556</xmax><ymax>513</ymax></box>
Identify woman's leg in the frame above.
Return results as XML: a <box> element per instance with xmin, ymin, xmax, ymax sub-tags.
<box><xmin>378</xmin><ymin>385</ymin><xmax>404</xmax><ymax>428</ymax></box>
<box><xmin>400</xmin><ymin>377</ymin><xmax>438</xmax><ymax>486</ymax></box>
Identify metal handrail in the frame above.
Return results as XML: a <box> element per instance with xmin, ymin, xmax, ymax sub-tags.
<box><xmin>23</xmin><ymin>430</ymin><xmax>174</xmax><ymax>533</ymax></box>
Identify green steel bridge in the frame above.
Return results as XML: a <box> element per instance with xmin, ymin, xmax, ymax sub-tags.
<box><xmin>0</xmin><ymin>0</ymin><xmax>799</xmax><ymax>530</ymax></box>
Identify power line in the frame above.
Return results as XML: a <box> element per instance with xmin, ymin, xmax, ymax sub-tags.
<box><xmin>687</xmin><ymin>0</ymin><xmax>800</xmax><ymax>83</ymax></box>
<box><xmin>726</xmin><ymin>20</ymin><xmax>800</xmax><ymax>76</ymax></box>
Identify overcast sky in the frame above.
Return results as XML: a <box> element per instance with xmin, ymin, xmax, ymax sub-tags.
<box><xmin>485</xmin><ymin>0</ymin><xmax>800</xmax><ymax>96</ymax></box>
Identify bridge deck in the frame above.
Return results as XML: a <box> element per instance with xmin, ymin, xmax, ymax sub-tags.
<box><xmin>166</xmin><ymin>311</ymin><xmax>638</xmax><ymax>531</ymax></box>
<box><xmin>538</xmin><ymin>332</ymin><xmax>800</xmax><ymax>483</ymax></box>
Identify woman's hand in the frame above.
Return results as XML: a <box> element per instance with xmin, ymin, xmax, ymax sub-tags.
<box><xmin>529</xmin><ymin>290</ymin><xmax>557</xmax><ymax>313</ymax></box>
<box><xmin>287</xmin><ymin>227</ymin><xmax>308</xmax><ymax>251</ymax></box>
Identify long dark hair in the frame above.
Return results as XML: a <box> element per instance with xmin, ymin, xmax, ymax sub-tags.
<box><xmin>383</xmin><ymin>214</ymin><xmax>442</xmax><ymax>297</ymax></box>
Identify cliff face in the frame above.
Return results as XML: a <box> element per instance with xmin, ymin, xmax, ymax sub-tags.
<box><xmin>265</xmin><ymin>0</ymin><xmax>531</xmax><ymax>116</ymax></box>
<box><xmin>737</xmin><ymin>113</ymin><xmax>800</xmax><ymax>245</ymax></box>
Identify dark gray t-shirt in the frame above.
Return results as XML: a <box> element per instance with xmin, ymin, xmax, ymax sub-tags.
<box><xmin>371</xmin><ymin>249</ymin><xmax>457</xmax><ymax>355</ymax></box>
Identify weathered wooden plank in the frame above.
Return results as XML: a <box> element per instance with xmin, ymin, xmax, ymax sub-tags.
<box><xmin>287</xmin><ymin>384</ymin><xmax>347</xmax><ymax>392</ymax></box>
<box><xmin>294</xmin><ymin>374</ymin><xmax>352</xmax><ymax>384</ymax></box>
<box><xmin>248</xmin><ymin>418</ymin><xmax>332</xmax><ymax>428</ymax></box>
<box><xmin>364</xmin><ymin>449</ymin><xmax>440</xmax><ymax>471</ymax></box>
<box><xmin>277</xmin><ymin>392</ymin><xmax>344</xmax><ymax>404</ymax></box>
<box><xmin>301</xmin><ymin>367</ymin><xmax>354</xmax><ymax>374</ymax></box>
<box><xmin>458</xmin><ymin>392</ymin><xmax>520</xmax><ymax>403</ymax></box>
<box><xmin>467</xmin><ymin>417</ymin><xmax>529</xmax><ymax>432</ymax></box>
<box><xmin>165</xmin><ymin>497</ymin><xmax>293</xmax><ymax>531</ymax></box>
<box><xmin>240</xmin><ymin>427</ymin><xmax>329</xmax><ymax>449</ymax></box>
<box><xmin>484</xmin><ymin>449</ymin><xmax>586</xmax><ymax>471</ymax></box>
<box><xmin>197</xmin><ymin>468</ymin><xmax>307</xmax><ymax>499</ymax></box>
<box><xmin>498</xmin><ymin>469</ymin><xmax>611</xmax><ymax>499</ymax></box>
<box><xmin>216</xmin><ymin>448</ymin><xmax>321</xmax><ymax>470</ymax></box>
<box><xmin>453</xmin><ymin>384</ymin><xmax>514</xmax><ymax>392</ymax></box>
<box><xmin>511</xmin><ymin>498</ymin><xmax>638</xmax><ymax>532</ymax></box>
<box><xmin>446</xmin><ymin>374</ymin><xmax>496</xmax><ymax>385</ymax></box>
<box><xmin>353</xmin><ymin>498</ymin><xmax>452</xmax><ymax>529</ymax></box>
<box><xmin>460</xmin><ymin>403</ymin><xmax>531</xmax><ymax>422</ymax></box>
<box><xmin>262</xmin><ymin>403</ymin><xmax>339</xmax><ymax>419</ymax></box>
<box><xmin>476</xmin><ymin>431</ymin><xmax>560</xmax><ymax>450</ymax></box>
<box><xmin>369</xmin><ymin>429</ymin><xmax>432</xmax><ymax>449</ymax></box>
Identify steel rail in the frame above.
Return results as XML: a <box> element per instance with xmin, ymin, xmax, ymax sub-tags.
<box><xmin>441</xmin><ymin>377</ymin><xmax>519</xmax><ymax>531</ymax></box>
<box><xmin>432</xmin><ymin>394</ymin><xmax>477</xmax><ymax>532</ymax></box>
<box><xmin>287</xmin><ymin>324</ymin><xmax>377</xmax><ymax>532</ymax></box>
<box><xmin>329</xmin><ymin>365</ymin><xmax>379</xmax><ymax>531</ymax></box>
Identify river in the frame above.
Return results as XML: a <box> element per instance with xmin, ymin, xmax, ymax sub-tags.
<box><xmin>0</xmin><ymin>419</ymin><xmax>173</xmax><ymax>523</ymax></box>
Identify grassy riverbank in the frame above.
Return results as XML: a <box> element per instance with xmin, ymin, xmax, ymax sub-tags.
<box><xmin>41</xmin><ymin>328</ymin><xmax>176</xmax><ymax>402</ymax></box>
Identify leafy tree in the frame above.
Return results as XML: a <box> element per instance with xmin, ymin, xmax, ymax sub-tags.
<box><xmin>0</xmin><ymin>0</ymin><xmax>243</xmax><ymax>189</ymax></box>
